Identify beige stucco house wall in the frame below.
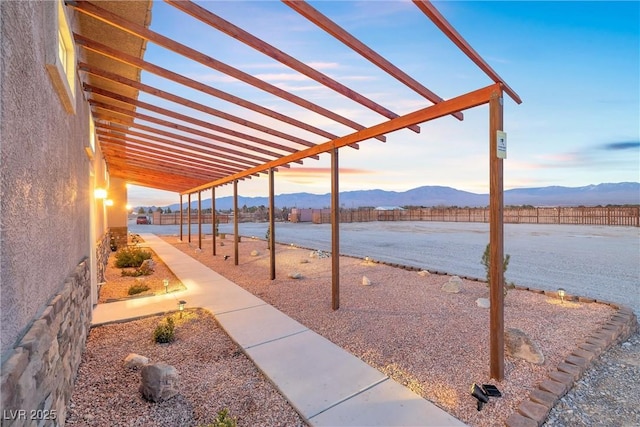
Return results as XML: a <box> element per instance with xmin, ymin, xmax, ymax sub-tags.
<box><xmin>0</xmin><ymin>0</ymin><xmax>131</xmax><ymax>421</ymax></box>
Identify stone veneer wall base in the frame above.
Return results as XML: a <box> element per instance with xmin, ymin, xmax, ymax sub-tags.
<box><xmin>1</xmin><ymin>260</ymin><xmax>92</xmax><ymax>427</ymax></box>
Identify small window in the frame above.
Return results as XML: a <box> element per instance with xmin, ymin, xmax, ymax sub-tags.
<box><xmin>46</xmin><ymin>0</ymin><xmax>76</xmax><ymax>114</ymax></box>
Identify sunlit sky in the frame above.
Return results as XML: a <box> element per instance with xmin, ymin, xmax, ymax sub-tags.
<box><xmin>126</xmin><ymin>1</ymin><xmax>639</xmax><ymax>207</ymax></box>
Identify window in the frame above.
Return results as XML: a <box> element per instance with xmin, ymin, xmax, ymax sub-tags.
<box><xmin>46</xmin><ymin>0</ymin><xmax>76</xmax><ymax>114</ymax></box>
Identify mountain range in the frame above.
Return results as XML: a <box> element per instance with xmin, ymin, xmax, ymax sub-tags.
<box><xmin>149</xmin><ymin>182</ymin><xmax>639</xmax><ymax>212</ymax></box>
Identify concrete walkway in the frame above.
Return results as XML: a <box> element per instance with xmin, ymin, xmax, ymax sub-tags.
<box><xmin>92</xmin><ymin>233</ymin><xmax>466</xmax><ymax>427</ymax></box>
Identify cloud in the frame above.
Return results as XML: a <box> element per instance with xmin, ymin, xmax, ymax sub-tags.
<box><xmin>279</xmin><ymin>167</ymin><xmax>373</xmax><ymax>178</ymax></box>
<box><xmin>599</xmin><ymin>141</ymin><xmax>640</xmax><ymax>151</ymax></box>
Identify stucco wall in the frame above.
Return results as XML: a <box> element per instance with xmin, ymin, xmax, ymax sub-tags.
<box><xmin>1</xmin><ymin>1</ymin><xmax>91</xmax><ymax>354</ymax></box>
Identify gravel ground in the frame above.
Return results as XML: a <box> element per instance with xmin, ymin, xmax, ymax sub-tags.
<box><xmin>543</xmin><ymin>331</ymin><xmax>640</xmax><ymax>427</ymax></box>
<box><xmin>99</xmin><ymin>246</ymin><xmax>186</xmax><ymax>303</ymax></box>
<box><xmin>66</xmin><ymin>309</ymin><xmax>307</xmax><ymax>427</ymax></box>
<box><xmin>157</xmin><ymin>235</ymin><xmax>618</xmax><ymax>427</ymax></box>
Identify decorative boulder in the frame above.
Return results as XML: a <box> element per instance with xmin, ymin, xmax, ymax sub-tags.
<box><xmin>139</xmin><ymin>363</ymin><xmax>180</xmax><ymax>402</ymax></box>
<box><xmin>362</xmin><ymin>276</ymin><xmax>372</xmax><ymax>286</ymax></box>
<box><xmin>417</xmin><ymin>270</ymin><xmax>430</xmax><ymax>277</ymax></box>
<box><xmin>288</xmin><ymin>272</ymin><xmax>302</xmax><ymax>279</ymax></box>
<box><xmin>139</xmin><ymin>259</ymin><xmax>155</xmax><ymax>274</ymax></box>
<box><xmin>476</xmin><ymin>298</ymin><xmax>490</xmax><ymax>308</ymax></box>
<box><xmin>124</xmin><ymin>353</ymin><xmax>149</xmax><ymax>369</ymax></box>
<box><xmin>505</xmin><ymin>328</ymin><xmax>545</xmax><ymax>365</ymax></box>
<box><xmin>442</xmin><ymin>276</ymin><xmax>462</xmax><ymax>293</ymax></box>
<box><xmin>250</xmin><ymin>250</ymin><xmax>260</xmax><ymax>257</ymax></box>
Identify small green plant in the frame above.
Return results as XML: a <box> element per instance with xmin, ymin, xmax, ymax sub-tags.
<box><xmin>481</xmin><ymin>243</ymin><xmax>511</xmax><ymax>296</ymax></box>
<box><xmin>127</xmin><ymin>283</ymin><xmax>150</xmax><ymax>295</ymax></box>
<box><xmin>115</xmin><ymin>247</ymin><xmax>152</xmax><ymax>268</ymax></box>
<box><xmin>201</xmin><ymin>409</ymin><xmax>236</xmax><ymax>427</ymax></box>
<box><xmin>153</xmin><ymin>316</ymin><xmax>175</xmax><ymax>343</ymax></box>
<box><xmin>265</xmin><ymin>224</ymin><xmax>271</xmax><ymax>250</ymax></box>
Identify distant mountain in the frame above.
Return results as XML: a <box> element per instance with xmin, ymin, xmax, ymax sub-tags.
<box><xmin>151</xmin><ymin>182</ymin><xmax>639</xmax><ymax>212</ymax></box>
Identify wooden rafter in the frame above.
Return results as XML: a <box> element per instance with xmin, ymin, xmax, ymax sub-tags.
<box><xmin>67</xmin><ymin>1</ymin><xmax>387</xmax><ymax>141</ymax></box>
<box><xmin>282</xmin><ymin>0</ymin><xmax>464</xmax><ymax>121</ymax></box>
<box><xmin>413</xmin><ymin>1</ymin><xmax>522</xmax><ymax>104</ymax></box>
<box><xmin>165</xmin><ymin>0</ymin><xmax>421</xmax><ymax>134</ymax></box>
<box><xmin>89</xmin><ymin>100</ymin><xmax>308</xmax><ymax>163</ymax></box>
<box><xmin>85</xmin><ymin>84</ymin><xmax>312</xmax><ymax>156</ymax></box>
<box><xmin>186</xmin><ymin>83</ymin><xmax>501</xmax><ymax>194</ymax></box>
<box><xmin>96</xmin><ymin>122</ymin><xmax>260</xmax><ymax>169</ymax></box>
<box><xmin>81</xmin><ymin>63</ymin><xmax>319</xmax><ymax>149</ymax></box>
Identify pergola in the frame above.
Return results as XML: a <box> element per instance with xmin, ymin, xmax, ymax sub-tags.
<box><xmin>69</xmin><ymin>0</ymin><xmax>521</xmax><ymax>380</ymax></box>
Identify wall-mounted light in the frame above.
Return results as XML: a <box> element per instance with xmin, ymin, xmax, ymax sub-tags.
<box><xmin>163</xmin><ymin>279</ymin><xmax>169</xmax><ymax>293</ymax></box>
<box><xmin>126</xmin><ymin>204</ymin><xmax>132</xmax><ymax>211</ymax></box>
<box><xmin>104</xmin><ymin>199</ymin><xmax>114</xmax><ymax>207</ymax></box>
<box><xmin>558</xmin><ymin>288</ymin><xmax>566</xmax><ymax>303</ymax></box>
<box><xmin>94</xmin><ymin>188</ymin><xmax>107</xmax><ymax>199</ymax></box>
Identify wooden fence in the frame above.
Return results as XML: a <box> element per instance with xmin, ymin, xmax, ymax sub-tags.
<box><xmin>150</xmin><ymin>206</ymin><xmax>639</xmax><ymax>227</ymax></box>
<box><xmin>313</xmin><ymin>206</ymin><xmax>640</xmax><ymax>226</ymax></box>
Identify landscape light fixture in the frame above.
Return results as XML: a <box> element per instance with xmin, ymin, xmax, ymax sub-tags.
<box><xmin>558</xmin><ymin>288</ymin><xmax>566</xmax><ymax>303</ymax></box>
<box><xmin>470</xmin><ymin>383</ymin><xmax>489</xmax><ymax>411</ymax></box>
<box><xmin>94</xmin><ymin>188</ymin><xmax>107</xmax><ymax>199</ymax></box>
<box><xmin>163</xmin><ymin>279</ymin><xmax>169</xmax><ymax>293</ymax></box>
<box><xmin>178</xmin><ymin>300</ymin><xmax>186</xmax><ymax>318</ymax></box>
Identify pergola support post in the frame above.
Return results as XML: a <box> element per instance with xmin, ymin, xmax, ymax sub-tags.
<box><xmin>212</xmin><ymin>187</ymin><xmax>216</xmax><ymax>256</ymax></box>
<box><xmin>269</xmin><ymin>167</ymin><xmax>276</xmax><ymax>280</ymax></box>
<box><xmin>179</xmin><ymin>194</ymin><xmax>183</xmax><ymax>241</ymax></box>
<box><xmin>197</xmin><ymin>190</ymin><xmax>202</xmax><ymax>249</ymax></box>
<box><xmin>489</xmin><ymin>87</ymin><xmax>505</xmax><ymax>380</ymax></box>
<box><xmin>187</xmin><ymin>193</ymin><xmax>192</xmax><ymax>243</ymax></box>
<box><xmin>331</xmin><ymin>148</ymin><xmax>340</xmax><ymax>310</ymax></box>
<box><xmin>233</xmin><ymin>179</ymin><xmax>239</xmax><ymax>266</ymax></box>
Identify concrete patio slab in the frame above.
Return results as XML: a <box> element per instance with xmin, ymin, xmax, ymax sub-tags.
<box><xmin>310</xmin><ymin>377</ymin><xmax>467</xmax><ymax>426</ymax></box>
<box><xmin>245</xmin><ymin>329</ymin><xmax>388</xmax><ymax>420</ymax></box>
<box><xmin>216</xmin><ymin>303</ymin><xmax>309</xmax><ymax>349</ymax></box>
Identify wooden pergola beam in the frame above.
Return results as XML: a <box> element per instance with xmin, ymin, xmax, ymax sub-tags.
<box><xmin>93</xmin><ymin>113</ymin><xmax>280</xmax><ymax>167</ymax></box>
<box><xmin>184</xmin><ymin>83</ymin><xmax>500</xmax><ymax>195</ymax></box>
<box><xmin>109</xmin><ymin>168</ymin><xmax>203</xmax><ymax>192</ymax></box>
<box><xmin>96</xmin><ymin>122</ymin><xmax>260</xmax><ymax>169</ymax></box>
<box><xmin>99</xmin><ymin>136</ymin><xmax>242</xmax><ymax>175</ymax></box>
<box><xmin>81</xmin><ymin>62</ymin><xmax>319</xmax><ymax>149</ymax></box>
<box><xmin>103</xmin><ymin>149</ymin><xmax>225</xmax><ymax>180</ymax></box>
<box><xmin>67</xmin><ymin>1</ymin><xmax>385</xmax><ymax>142</ymax></box>
<box><xmin>90</xmin><ymin>100</ymin><xmax>307</xmax><ymax>164</ymax></box>
<box><xmin>166</xmin><ymin>0</ymin><xmax>421</xmax><ymax>134</ymax></box>
<box><xmin>86</xmin><ymin>84</ymin><xmax>316</xmax><ymax>158</ymax></box>
<box><xmin>413</xmin><ymin>1</ymin><xmax>522</xmax><ymax>104</ymax></box>
<box><xmin>283</xmin><ymin>0</ymin><xmax>464</xmax><ymax>121</ymax></box>
<box><xmin>74</xmin><ymin>34</ymin><xmax>353</xmax><ymax>146</ymax></box>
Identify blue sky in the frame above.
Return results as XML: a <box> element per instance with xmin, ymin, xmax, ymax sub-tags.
<box><xmin>126</xmin><ymin>1</ymin><xmax>639</xmax><ymax>207</ymax></box>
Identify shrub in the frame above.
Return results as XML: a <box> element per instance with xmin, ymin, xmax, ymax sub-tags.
<box><xmin>115</xmin><ymin>247</ymin><xmax>152</xmax><ymax>268</ymax></box>
<box><xmin>481</xmin><ymin>243</ymin><xmax>511</xmax><ymax>296</ymax></box>
<box><xmin>127</xmin><ymin>283</ymin><xmax>150</xmax><ymax>295</ymax></box>
<box><xmin>200</xmin><ymin>409</ymin><xmax>236</xmax><ymax>427</ymax></box>
<box><xmin>153</xmin><ymin>317</ymin><xmax>175</xmax><ymax>343</ymax></box>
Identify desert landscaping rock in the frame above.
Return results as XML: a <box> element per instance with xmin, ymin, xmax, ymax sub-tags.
<box><xmin>505</xmin><ymin>327</ymin><xmax>545</xmax><ymax>365</ymax></box>
<box><xmin>476</xmin><ymin>297</ymin><xmax>490</xmax><ymax>308</ymax></box>
<box><xmin>139</xmin><ymin>363</ymin><xmax>180</xmax><ymax>403</ymax></box>
<box><xmin>124</xmin><ymin>353</ymin><xmax>149</xmax><ymax>369</ymax></box>
<box><xmin>362</xmin><ymin>275</ymin><xmax>371</xmax><ymax>286</ymax></box>
<box><xmin>288</xmin><ymin>272</ymin><xmax>302</xmax><ymax>279</ymax></box>
<box><xmin>442</xmin><ymin>276</ymin><xmax>462</xmax><ymax>293</ymax></box>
